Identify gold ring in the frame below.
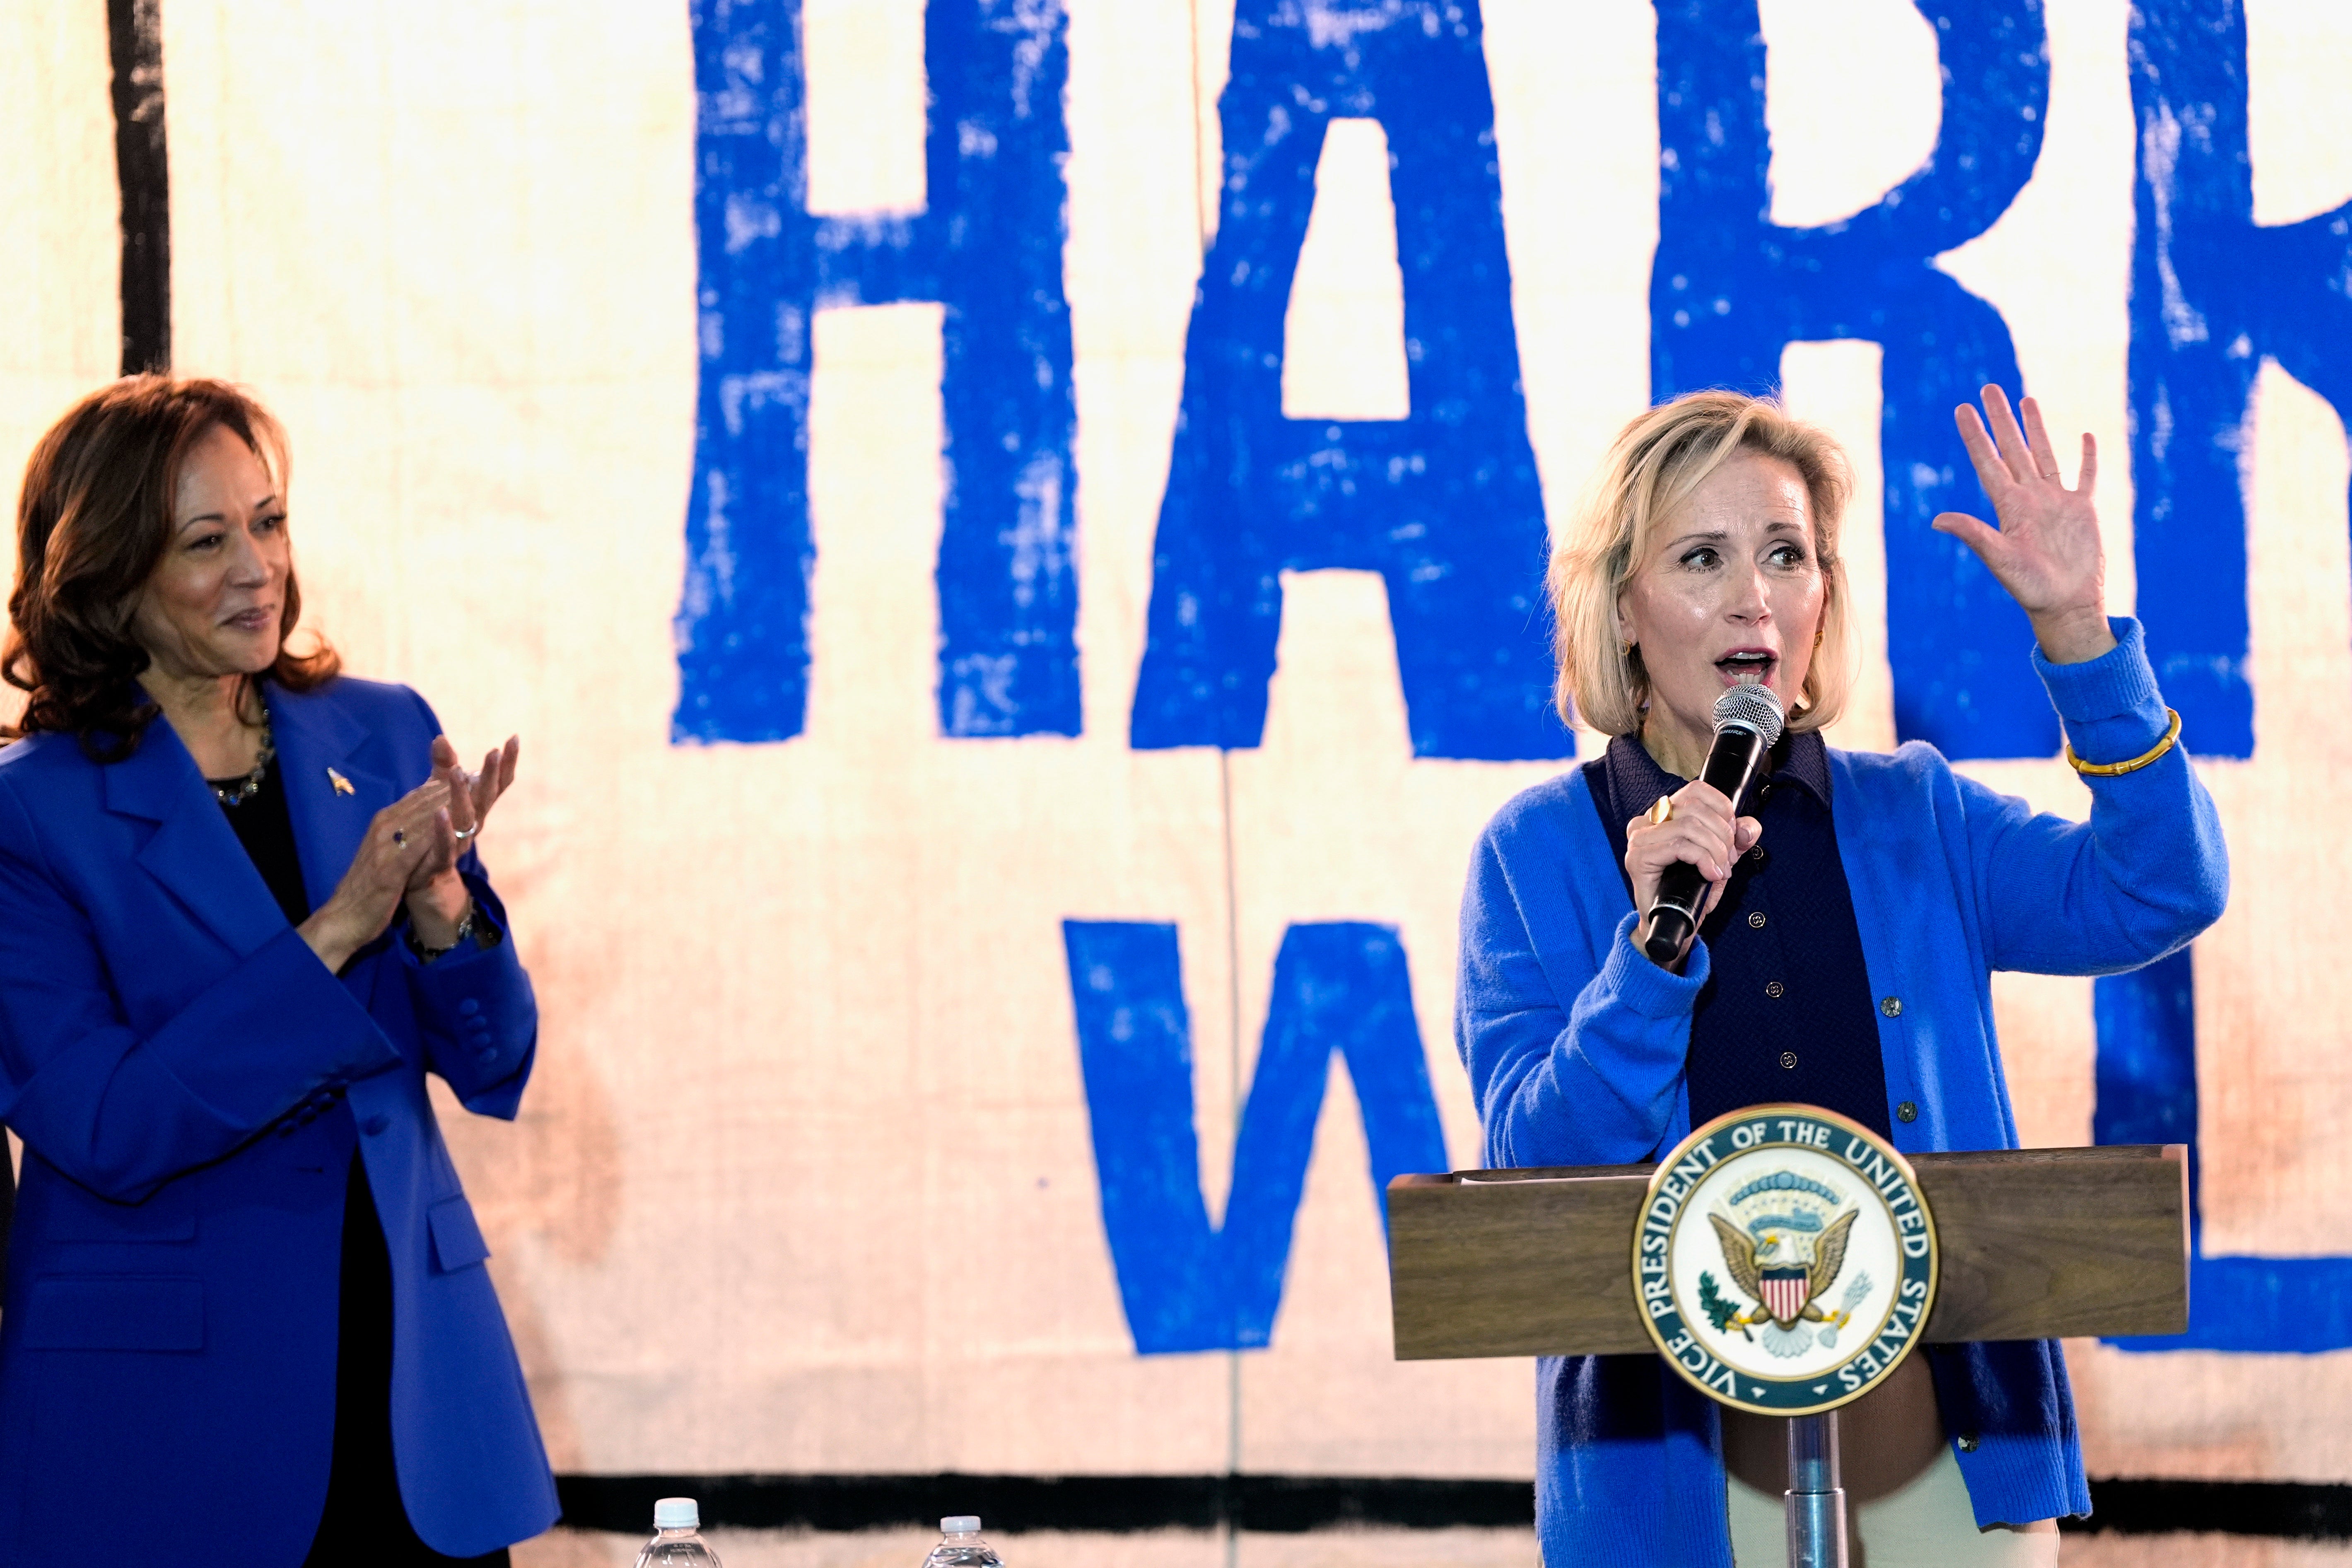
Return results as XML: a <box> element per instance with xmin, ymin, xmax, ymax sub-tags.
<box><xmin>1646</xmin><ymin>794</ymin><xmax>1674</xmax><ymax>827</ymax></box>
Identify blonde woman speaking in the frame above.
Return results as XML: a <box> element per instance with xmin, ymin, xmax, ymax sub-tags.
<box><xmin>1455</xmin><ymin>387</ymin><xmax>2226</xmax><ymax>1565</ymax></box>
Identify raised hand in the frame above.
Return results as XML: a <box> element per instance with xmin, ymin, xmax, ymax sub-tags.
<box><xmin>1930</xmin><ymin>384</ymin><xmax>2117</xmax><ymax>665</ymax></box>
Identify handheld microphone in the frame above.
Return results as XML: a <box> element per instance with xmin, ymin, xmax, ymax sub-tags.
<box><xmin>1638</xmin><ymin>683</ymin><xmax>1785</xmax><ymax>966</ymax></box>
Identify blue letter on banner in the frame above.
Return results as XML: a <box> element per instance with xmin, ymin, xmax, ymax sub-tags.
<box><xmin>1063</xmin><ymin>920</ymin><xmax>1447</xmax><ymax>1354</ymax></box>
<box><xmin>2128</xmin><ymin>0</ymin><xmax>2352</xmax><ymax>758</ymax></box>
<box><xmin>1652</xmin><ymin>0</ymin><xmax>2051</xmax><ymax>759</ymax></box>
<box><xmin>2092</xmin><ymin>0</ymin><xmax>2352</xmax><ymax>1355</ymax></box>
<box><xmin>2096</xmin><ymin>951</ymin><xmax>2352</xmax><ymax>1353</ymax></box>
<box><xmin>1129</xmin><ymin>0</ymin><xmax>1566</xmax><ymax>761</ymax></box>
<box><xmin>678</xmin><ymin>0</ymin><xmax>1076</xmax><ymax>743</ymax></box>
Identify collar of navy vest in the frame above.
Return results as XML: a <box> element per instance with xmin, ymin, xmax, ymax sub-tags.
<box><xmin>1600</xmin><ymin>727</ymin><xmax>1833</xmax><ymax>812</ymax></box>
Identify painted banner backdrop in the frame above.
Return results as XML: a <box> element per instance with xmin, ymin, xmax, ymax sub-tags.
<box><xmin>10</xmin><ymin>0</ymin><xmax>2352</xmax><ymax>1557</ymax></box>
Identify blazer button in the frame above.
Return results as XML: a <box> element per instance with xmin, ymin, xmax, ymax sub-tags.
<box><xmin>459</xmin><ymin>998</ymin><xmax>482</xmax><ymax>1017</ymax></box>
<box><xmin>476</xmin><ymin>1047</ymin><xmax>499</xmax><ymax>1065</ymax></box>
<box><xmin>1779</xmin><ymin>1051</ymin><xmax>1798</xmax><ymax>1070</ymax></box>
<box><xmin>1765</xmin><ymin>980</ymin><xmax>1785</xmax><ymax>999</ymax></box>
<box><xmin>1747</xmin><ymin>911</ymin><xmax>1766</xmax><ymax>929</ymax></box>
<box><xmin>363</xmin><ymin>1113</ymin><xmax>391</xmax><ymax>1136</ymax></box>
<box><xmin>1956</xmin><ymin>1434</ymin><xmax>1980</xmax><ymax>1453</ymax></box>
<box><xmin>1881</xmin><ymin>996</ymin><xmax>1903</xmax><ymax>1018</ymax></box>
<box><xmin>297</xmin><ymin>1107</ymin><xmax>318</xmax><ymax>1126</ymax></box>
<box><xmin>1897</xmin><ymin>1101</ymin><xmax>1918</xmax><ymax>1123</ymax></box>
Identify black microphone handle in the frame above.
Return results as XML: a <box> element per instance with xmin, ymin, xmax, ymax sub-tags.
<box><xmin>1638</xmin><ymin>723</ymin><xmax>1770</xmax><ymax>965</ymax></box>
<box><xmin>1697</xmin><ymin>721</ymin><xmax>1771</xmax><ymax>803</ymax></box>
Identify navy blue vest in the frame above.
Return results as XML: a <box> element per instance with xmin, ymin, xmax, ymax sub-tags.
<box><xmin>1582</xmin><ymin>731</ymin><xmax>1892</xmax><ymax>1138</ymax></box>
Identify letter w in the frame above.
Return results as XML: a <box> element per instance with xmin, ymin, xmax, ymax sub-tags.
<box><xmin>1062</xmin><ymin>920</ymin><xmax>1447</xmax><ymax>1354</ymax></box>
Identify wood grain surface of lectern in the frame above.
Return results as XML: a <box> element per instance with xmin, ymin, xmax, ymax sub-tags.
<box><xmin>1387</xmin><ymin>1143</ymin><xmax>2189</xmax><ymax>1361</ymax></box>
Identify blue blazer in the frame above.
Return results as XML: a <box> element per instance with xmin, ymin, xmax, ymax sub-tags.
<box><xmin>0</xmin><ymin>677</ymin><xmax>558</xmax><ymax>1564</ymax></box>
<box><xmin>1456</xmin><ymin>620</ymin><xmax>2228</xmax><ymax>1568</ymax></box>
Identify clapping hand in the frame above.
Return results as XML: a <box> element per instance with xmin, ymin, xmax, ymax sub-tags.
<box><xmin>297</xmin><ymin>779</ymin><xmax>454</xmax><ymax>972</ymax></box>
<box><xmin>405</xmin><ymin>734</ymin><xmax>521</xmax><ymax>941</ymax></box>
<box><xmin>1930</xmin><ymin>384</ymin><xmax>2118</xmax><ymax>666</ymax></box>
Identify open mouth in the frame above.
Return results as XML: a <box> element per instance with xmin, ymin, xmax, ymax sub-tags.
<box><xmin>1715</xmin><ymin>650</ymin><xmax>1777</xmax><ymax>685</ymax></box>
<box><xmin>224</xmin><ymin>608</ymin><xmax>275</xmax><ymax>632</ymax></box>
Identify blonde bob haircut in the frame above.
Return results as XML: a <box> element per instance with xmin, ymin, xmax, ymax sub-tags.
<box><xmin>1550</xmin><ymin>389</ymin><xmax>1856</xmax><ymax>738</ymax></box>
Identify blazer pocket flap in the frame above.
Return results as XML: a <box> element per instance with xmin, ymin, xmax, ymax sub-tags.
<box><xmin>22</xmin><ymin>1275</ymin><xmax>203</xmax><ymax>1351</ymax></box>
<box><xmin>428</xmin><ymin>1194</ymin><xmax>491</xmax><ymax>1273</ymax></box>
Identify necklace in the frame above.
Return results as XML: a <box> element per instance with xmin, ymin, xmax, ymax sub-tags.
<box><xmin>211</xmin><ymin>716</ymin><xmax>275</xmax><ymax>808</ymax></box>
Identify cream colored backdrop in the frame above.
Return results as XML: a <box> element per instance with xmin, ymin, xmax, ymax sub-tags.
<box><xmin>7</xmin><ymin>0</ymin><xmax>2352</xmax><ymax>1559</ymax></box>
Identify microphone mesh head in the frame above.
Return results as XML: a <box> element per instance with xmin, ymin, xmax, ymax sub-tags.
<box><xmin>1713</xmin><ymin>682</ymin><xmax>1785</xmax><ymax>747</ymax></box>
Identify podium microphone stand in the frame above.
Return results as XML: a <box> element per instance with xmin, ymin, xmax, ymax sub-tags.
<box><xmin>1386</xmin><ymin>1105</ymin><xmax>2188</xmax><ymax>1568</ymax></box>
<box><xmin>1784</xmin><ymin>1410</ymin><xmax>1843</xmax><ymax>1568</ymax></box>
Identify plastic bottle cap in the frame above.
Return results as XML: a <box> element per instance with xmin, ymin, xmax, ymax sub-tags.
<box><xmin>655</xmin><ymin>1498</ymin><xmax>701</xmax><ymax>1530</ymax></box>
<box><xmin>941</xmin><ymin>1516</ymin><xmax>982</xmax><ymax>1534</ymax></box>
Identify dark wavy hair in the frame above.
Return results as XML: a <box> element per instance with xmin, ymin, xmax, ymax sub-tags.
<box><xmin>3</xmin><ymin>376</ymin><xmax>339</xmax><ymax>759</ymax></box>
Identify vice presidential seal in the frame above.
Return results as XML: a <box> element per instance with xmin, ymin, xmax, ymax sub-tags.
<box><xmin>1632</xmin><ymin>1105</ymin><xmax>1938</xmax><ymax>1416</ymax></box>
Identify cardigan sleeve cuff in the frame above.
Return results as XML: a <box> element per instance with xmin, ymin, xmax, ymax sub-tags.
<box><xmin>2032</xmin><ymin>616</ymin><xmax>2174</xmax><ymax>764</ymax></box>
<box><xmin>1597</xmin><ymin>909</ymin><xmax>1710</xmax><ymax>1018</ymax></box>
<box><xmin>2031</xmin><ymin>616</ymin><xmax>2161</xmax><ymax>720</ymax></box>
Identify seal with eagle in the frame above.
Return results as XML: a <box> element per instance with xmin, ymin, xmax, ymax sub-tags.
<box><xmin>1707</xmin><ymin>1208</ymin><xmax>1864</xmax><ymax>1359</ymax></box>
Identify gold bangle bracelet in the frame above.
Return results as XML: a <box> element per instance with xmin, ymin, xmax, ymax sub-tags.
<box><xmin>2063</xmin><ymin>707</ymin><xmax>2182</xmax><ymax>777</ymax></box>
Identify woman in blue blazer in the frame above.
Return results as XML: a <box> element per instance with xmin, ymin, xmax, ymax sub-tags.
<box><xmin>1458</xmin><ymin>387</ymin><xmax>2227</xmax><ymax>1565</ymax></box>
<box><xmin>0</xmin><ymin>378</ymin><xmax>558</xmax><ymax>1563</ymax></box>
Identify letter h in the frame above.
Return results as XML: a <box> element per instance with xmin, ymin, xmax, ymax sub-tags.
<box><xmin>2128</xmin><ymin>0</ymin><xmax>2352</xmax><ymax>757</ymax></box>
<box><xmin>676</xmin><ymin>0</ymin><xmax>1077</xmax><ymax>744</ymax></box>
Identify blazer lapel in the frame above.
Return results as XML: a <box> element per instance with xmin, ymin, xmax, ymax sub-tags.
<box><xmin>267</xmin><ymin>685</ymin><xmax>396</xmax><ymax>918</ymax></box>
<box><xmin>105</xmin><ymin>721</ymin><xmax>287</xmax><ymax>957</ymax></box>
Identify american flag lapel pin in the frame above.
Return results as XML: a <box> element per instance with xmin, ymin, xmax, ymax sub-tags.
<box><xmin>327</xmin><ymin>767</ymin><xmax>355</xmax><ymax>796</ymax></box>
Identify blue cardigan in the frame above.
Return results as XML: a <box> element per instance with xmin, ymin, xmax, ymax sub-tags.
<box><xmin>1455</xmin><ymin>620</ymin><xmax>2227</xmax><ymax>1567</ymax></box>
<box><xmin>0</xmin><ymin>678</ymin><xmax>558</xmax><ymax>1563</ymax></box>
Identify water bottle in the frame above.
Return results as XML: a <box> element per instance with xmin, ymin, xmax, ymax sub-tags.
<box><xmin>635</xmin><ymin>1497</ymin><xmax>723</xmax><ymax>1566</ymax></box>
<box><xmin>923</xmin><ymin>1516</ymin><xmax>1003</xmax><ymax>1568</ymax></box>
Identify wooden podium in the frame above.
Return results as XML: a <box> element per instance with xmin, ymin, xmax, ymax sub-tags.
<box><xmin>1385</xmin><ymin>1142</ymin><xmax>2189</xmax><ymax>1564</ymax></box>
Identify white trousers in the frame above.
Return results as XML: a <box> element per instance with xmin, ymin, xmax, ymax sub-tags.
<box><xmin>1727</xmin><ymin>1445</ymin><xmax>2061</xmax><ymax>1567</ymax></box>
